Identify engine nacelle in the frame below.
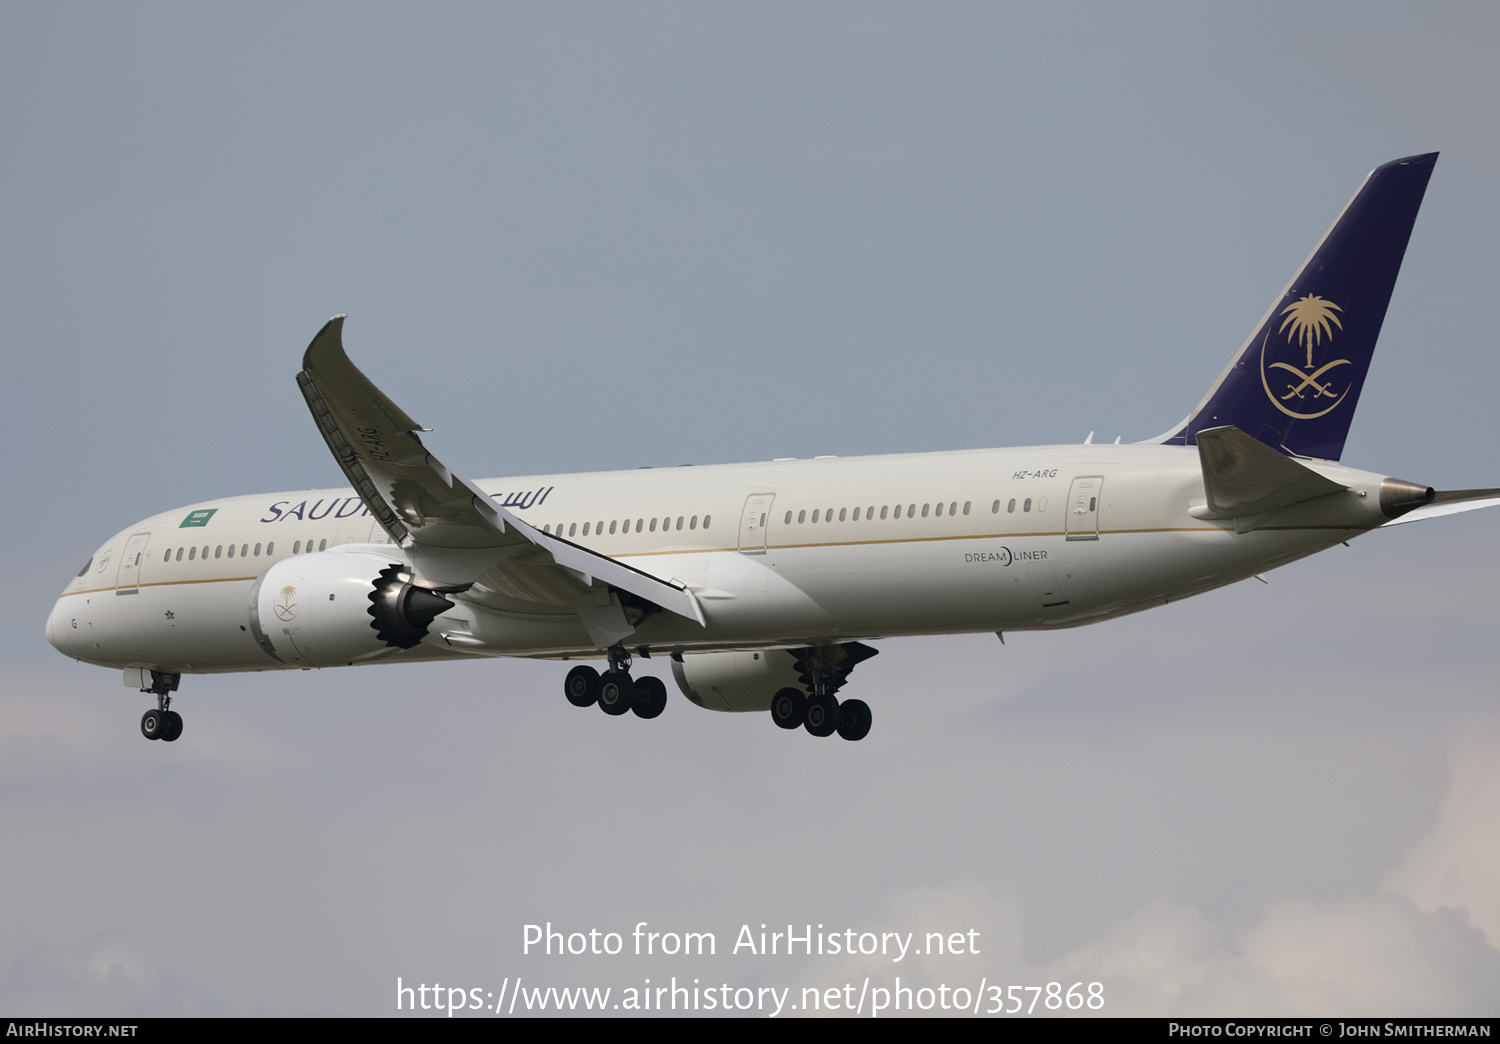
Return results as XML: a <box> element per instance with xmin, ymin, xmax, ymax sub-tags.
<box><xmin>250</xmin><ymin>549</ymin><xmax>454</xmax><ymax>668</ymax></box>
<box><xmin>670</xmin><ymin>650</ymin><xmax>806</xmax><ymax>713</ymax></box>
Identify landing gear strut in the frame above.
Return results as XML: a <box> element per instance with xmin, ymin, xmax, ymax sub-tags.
<box><xmin>139</xmin><ymin>671</ymin><xmax>183</xmax><ymax>743</ymax></box>
<box><xmin>597</xmin><ymin>645</ymin><xmax>635</xmax><ymax>716</ymax></box>
<box><xmin>560</xmin><ymin>646</ymin><xmax>667</xmax><ymax>720</ymax></box>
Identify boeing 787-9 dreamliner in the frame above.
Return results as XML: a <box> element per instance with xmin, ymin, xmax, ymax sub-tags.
<box><xmin>46</xmin><ymin>153</ymin><xmax>1498</xmax><ymax>744</ymax></box>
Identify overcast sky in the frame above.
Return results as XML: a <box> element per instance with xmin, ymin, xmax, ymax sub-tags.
<box><xmin>3</xmin><ymin>2</ymin><xmax>1499</xmax><ymax>1017</ymax></box>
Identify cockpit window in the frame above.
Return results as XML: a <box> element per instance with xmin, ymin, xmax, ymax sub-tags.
<box><xmin>75</xmin><ymin>557</ymin><xmax>92</xmax><ymax>577</ymax></box>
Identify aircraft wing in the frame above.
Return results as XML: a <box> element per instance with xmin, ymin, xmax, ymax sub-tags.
<box><xmin>1381</xmin><ymin>488</ymin><xmax>1500</xmax><ymax>527</ymax></box>
<box><xmin>296</xmin><ymin>316</ymin><xmax>705</xmax><ymax>644</ymax></box>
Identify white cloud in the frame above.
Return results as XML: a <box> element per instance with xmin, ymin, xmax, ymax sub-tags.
<box><xmin>1388</xmin><ymin>721</ymin><xmax>1500</xmax><ymax>948</ymax></box>
<box><xmin>0</xmin><ymin>935</ymin><xmax>227</xmax><ymax>1017</ymax></box>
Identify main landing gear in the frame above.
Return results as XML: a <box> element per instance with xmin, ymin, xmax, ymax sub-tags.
<box><xmin>770</xmin><ymin>645</ymin><xmax>873</xmax><ymax>741</ymax></box>
<box><xmin>770</xmin><ymin>687</ymin><xmax>872</xmax><ymax>741</ymax></box>
<box><xmin>138</xmin><ymin>670</ymin><xmax>183</xmax><ymax>742</ymax></box>
<box><xmin>562</xmin><ymin>646</ymin><xmax>668</xmax><ymax>720</ymax></box>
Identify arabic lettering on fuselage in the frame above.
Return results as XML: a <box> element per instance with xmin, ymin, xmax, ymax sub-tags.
<box><xmin>490</xmin><ymin>486</ymin><xmax>554</xmax><ymax>511</ymax></box>
<box><xmin>257</xmin><ymin>486</ymin><xmax>554</xmax><ymax>524</ymax></box>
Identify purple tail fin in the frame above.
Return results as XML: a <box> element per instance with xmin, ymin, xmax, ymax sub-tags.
<box><xmin>1164</xmin><ymin>153</ymin><xmax>1437</xmax><ymax>461</ymax></box>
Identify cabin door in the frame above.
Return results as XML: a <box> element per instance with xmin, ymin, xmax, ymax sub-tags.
<box><xmin>737</xmin><ymin>494</ymin><xmax>775</xmax><ymax>554</ymax></box>
<box><xmin>1065</xmin><ymin>476</ymin><xmax>1103</xmax><ymax>541</ymax></box>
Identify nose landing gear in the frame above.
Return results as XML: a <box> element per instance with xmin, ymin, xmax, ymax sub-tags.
<box><xmin>138</xmin><ymin>671</ymin><xmax>183</xmax><ymax>742</ymax></box>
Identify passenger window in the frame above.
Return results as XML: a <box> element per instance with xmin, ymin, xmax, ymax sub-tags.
<box><xmin>203</xmin><ymin>546</ymin><xmax>210</xmax><ymax>559</ymax></box>
<box><xmin>992</xmin><ymin>499</ymin><xmax>1000</xmax><ymax>514</ymax></box>
<box><xmin>583</xmin><ymin>522</ymin><xmax>591</xmax><ymax>536</ymax></box>
<box><xmin>784</xmin><ymin>511</ymin><xmax>792</xmax><ymax>525</ymax></box>
<box><xmin>949</xmin><ymin>501</ymin><xmax>958</xmax><ymax>516</ymax></box>
<box><xmin>319</xmin><ymin>539</ymin><xmax>327</xmax><ymax>551</ymax></box>
<box><xmin>597</xmin><ymin>521</ymin><xmax>604</xmax><ymax>534</ymax></box>
<box><xmin>922</xmin><ymin>504</ymin><xmax>930</xmax><ymax>518</ymax></box>
<box><xmin>254</xmin><ymin>543</ymin><xmax>262</xmax><ymax>556</ymax></box>
<box><xmin>798</xmin><ymin>510</ymin><xmax>806</xmax><ymax>523</ymax></box>
<box><xmin>866</xmin><ymin>505</ymin><xmax>874</xmax><ymax>518</ymax></box>
<box><xmin>649</xmin><ymin>518</ymin><xmax>657</xmax><ymax>532</ymax></box>
<box><xmin>812</xmin><ymin>510</ymin><xmax>819</xmax><ymax>523</ymax></box>
<box><xmin>703</xmin><ymin>515</ymin><xmax>710</xmax><ymax>529</ymax></box>
<box><xmin>266</xmin><ymin>542</ymin><xmax>274</xmax><ymax>555</ymax></box>
<box><xmin>215</xmin><ymin>545</ymin><xmax>222</xmax><ymax>559</ymax></box>
<box><xmin>676</xmin><ymin>516</ymin><xmax>684</xmax><ymax>530</ymax></box>
<box><xmin>839</xmin><ymin>508</ymin><xmax>847</xmax><ymax>522</ymax></box>
<box><xmin>934</xmin><ymin>502</ymin><xmax>943</xmax><ymax>517</ymax></box>
<box><xmin>963</xmin><ymin>501</ymin><xmax>971</xmax><ymax>515</ymax></box>
<box><xmin>691</xmin><ymin>516</ymin><xmax>698</xmax><ymax>530</ymax></box>
<box><xmin>1038</xmin><ymin>498</ymin><xmax>1047</xmax><ymax>512</ymax></box>
<box><xmin>163</xmin><ymin>549</ymin><xmax>172</xmax><ymax>564</ymax></box>
<box><xmin>1008</xmin><ymin>498</ymin><xmax>1017</xmax><ymax>513</ymax></box>
<box><xmin>880</xmin><ymin>506</ymin><xmax>888</xmax><ymax>520</ymax></box>
<box><xmin>637</xmin><ymin>519</ymin><xmax>645</xmax><ymax>533</ymax></box>
<box><xmin>607</xmin><ymin>520</ymin><xmax>616</xmax><ymax>535</ymax></box>
<box><xmin>241</xmin><ymin>544</ymin><xmax>249</xmax><ymax>557</ymax></box>
<box><xmin>852</xmin><ymin>507</ymin><xmax>861</xmax><ymax>521</ymax></box>
<box><xmin>1024</xmin><ymin>498</ymin><xmax>1032</xmax><ymax>512</ymax></box>
<box><xmin>189</xmin><ymin>547</ymin><xmax>197</xmax><ymax>561</ymax></box>
<box><xmin>908</xmin><ymin>504</ymin><xmax>916</xmax><ymax>519</ymax></box>
<box><xmin>293</xmin><ymin>541</ymin><xmax>301</xmax><ymax>554</ymax></box>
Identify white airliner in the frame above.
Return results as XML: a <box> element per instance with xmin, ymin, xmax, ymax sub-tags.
<box><xmin>46</xmin><ymin>153</ymin><xmax>1499</xmax><ymax>744</ymax></box>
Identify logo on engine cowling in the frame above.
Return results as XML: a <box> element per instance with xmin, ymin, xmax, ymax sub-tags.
<box><xmin>274</xmin><ymin>586</ymin><xmax>298</xmax><ymax>622</ymax></box>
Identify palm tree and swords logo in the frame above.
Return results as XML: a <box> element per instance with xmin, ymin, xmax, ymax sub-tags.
<box><xmin>1259</xmin><ymin>294</ymin><xmax>1353</xmax><ymax>420</ymax></box>
<box><xmin>274</xmin><ymin>586</ymin><xmax>298</xmax><ymax>622</ymax></box>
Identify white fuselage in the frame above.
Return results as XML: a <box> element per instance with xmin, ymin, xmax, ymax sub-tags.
<box><xmin>46</xmin><ymin>443</ymin><xmax>1394</xmax><ymax>674</ymax></box>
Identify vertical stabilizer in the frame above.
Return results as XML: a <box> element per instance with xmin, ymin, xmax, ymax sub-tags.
<box><xmin>1165</xmin><ymin>153</ymin><xmax>1437</xmax><ymax>460</ymax></box>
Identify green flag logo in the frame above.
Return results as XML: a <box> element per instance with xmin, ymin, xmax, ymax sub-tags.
<box><xmin>179</xmin><ymin>509</ymin><xmax>218</xmax><ymax>528</ymax></box>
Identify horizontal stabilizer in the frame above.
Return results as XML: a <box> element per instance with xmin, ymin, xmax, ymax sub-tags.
<box><xmin>1192</xmin><ymin>425</ymin><xmax>1347</xmax><ymax>520</ymax></box>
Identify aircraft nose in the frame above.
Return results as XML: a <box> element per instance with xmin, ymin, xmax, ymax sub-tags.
<box><xmin>46</xmin><ymin>597</ymin><xmax>78</xmax><ymax>657</ymax></box>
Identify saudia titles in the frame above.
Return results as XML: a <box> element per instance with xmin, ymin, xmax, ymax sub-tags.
<box><xmin>1259</xmin><ymin>294</ymin><xmax>1352</xmax><ymax>420</ymax></box>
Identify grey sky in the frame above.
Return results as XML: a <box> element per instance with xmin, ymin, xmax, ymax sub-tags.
<box><xmin>2</xmin><ymin>3</ymin><xmax>1498</xmax><ymax>1016</ymax></box>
